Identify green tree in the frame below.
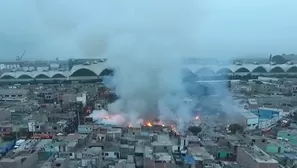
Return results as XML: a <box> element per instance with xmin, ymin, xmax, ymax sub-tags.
<box><xmin>188</xmin><ymin>126</ymin><xmax>202</xmax><ymax>135</ymax></box>
<box><xmin>228</xmin><ymin>123</ymin><xmax>243</xmax><ymax>134</ymax></box>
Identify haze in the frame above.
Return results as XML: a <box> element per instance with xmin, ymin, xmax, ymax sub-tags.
<box><xmin>0</xmin><ymin>0</ymin><xmax>296</xmax><ymax>60</ymax></box>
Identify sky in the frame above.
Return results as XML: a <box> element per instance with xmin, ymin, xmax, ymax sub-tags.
<box><xmin>0</xmin><ymin>0</ymin><xmax>296</xmax><ymax>61</ymax></box>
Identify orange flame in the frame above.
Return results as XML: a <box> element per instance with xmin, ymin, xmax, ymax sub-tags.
<box><xmin>147</xmin><ymin>122</ymin><xmax>152</xmax><ymax>127</ymax></box>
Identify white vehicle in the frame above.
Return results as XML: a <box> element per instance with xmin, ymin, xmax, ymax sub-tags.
<box><xmin>14</xmin><ymin>139</ymin><xmax>26</xmax><ymax>149</ymax></box>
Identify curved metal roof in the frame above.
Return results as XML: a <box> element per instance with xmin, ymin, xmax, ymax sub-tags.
<box><xmin>0</xmin><ymin>71</ymin><xmax>69</xmax><ymax>79</ymax></box>
<box><xmin>1</xmin><ymin>63</ymin><xmax>296</xmax><ymax>79</ymax></box>
<box><xmin>184</xmin><ymin>64</ymin><xmax>296</xmax><ymax>73</ymax></box>
<box><xmin>69</xmin><ymin>64</ymin><xmax>109</xmax><ymax>76</ymax></box>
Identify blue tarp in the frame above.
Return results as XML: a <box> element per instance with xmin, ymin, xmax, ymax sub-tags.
<box><xmin>183</xmin><ymin>155</ymin><xmax>195</xmax><ymax>164</ymax></box>
<box><xmin>0</xmin><ymin>141</ymin><xmax>15</xmax><ymax>154</ymax></box>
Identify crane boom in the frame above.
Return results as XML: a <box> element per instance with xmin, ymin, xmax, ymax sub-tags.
<box><xmin>16</xmin><ymin>49</ymin><xmax>26</xmax><ymax>61</ymax></box>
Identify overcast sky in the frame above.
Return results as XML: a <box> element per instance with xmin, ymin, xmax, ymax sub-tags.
<box><xmin>0</xmin><ymin>0</ymin><xmax>296</xmax><ymax>61</ymax></box>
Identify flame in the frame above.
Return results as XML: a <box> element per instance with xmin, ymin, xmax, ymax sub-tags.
<box><xmin>195</xmin><ymin>116</ymin><xmax>199</xmax><ymax>120</ymax></box>
<box><xmin>162</xmin><ymin>124</ymin><xmax>165</xmax><ymax>127</ymax></box>
<box><xmin>147</xmin><ymin>122</ymin><xmax>152</xmax><ymax>127</ymax></box>
<box><xmin>128</xmin><ymin>124</ymin><xmax>132</xmax><ymax>128</ymax></box>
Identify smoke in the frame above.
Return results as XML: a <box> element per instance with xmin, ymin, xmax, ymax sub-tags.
<box><xmin>1</xmin><ymin>1</ymin><xmax>237</xmax><ymax>131</ymax></box>
<box><xmin>0</xmin><ymin>0</ymin><xmax>208</xmax><ymax>59</ymax></box>
<box><xmin>77</xmin><ymin>0</ymin><xmax>206</xmax><ymax>130</ymax></box>
<box><xmin>102</xmin><ymin>76</ymin><xmax>116</xmax><ymax>89</ymax></box>
<box><xmin>89</xmin><ymin>109</ymin><xmax>126</xmax><ymax>125</ymax></box>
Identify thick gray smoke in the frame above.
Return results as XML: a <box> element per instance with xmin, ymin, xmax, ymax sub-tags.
<box><xmin>105</xmin><ymin>34</ymin><xmax>196</xmax><ymax>129</ymax></box>
<box><xmin>94</xmin><ymin>1</ymin><xmax>204</xmax><ymax>129</ymax></box>
<box><xmin>32</xmin><ymin>0</ymin><xmax>207</xmax><ymax>130</ymax></box>
<box><xmin>1</xmin><ymin>1</ymin><xmax>235</xmax><ymax>131</ymax></box>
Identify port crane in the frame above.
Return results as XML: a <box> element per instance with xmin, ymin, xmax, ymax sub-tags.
<box><xmin>16</xmin><ymin>49</ymin><xmax>27</xmax><ymax>61</ymax></box>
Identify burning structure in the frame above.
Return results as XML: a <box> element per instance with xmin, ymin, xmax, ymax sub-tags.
<box><xmin>88</xmin><ymin>108</ymin><xmax>202</xmax><ymax>136</ymax></box>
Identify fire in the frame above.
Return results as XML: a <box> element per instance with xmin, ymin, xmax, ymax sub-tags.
<box><xmin>171</xmin><ymin>125</ymin><xmax>178</xmax><ymax>133</ymax></box>
<box><xmin>146</xmin><ymin>122</ymin><xmax>152</xmax><ymax>127</ymax></box>
<box><xmin>195</xmin><ymin>116</ymin><xmax>199</xmax><ymax>120</ymax></box>
<box><xmin>128</xmin><ymin>124</ymin><xmax>132</xmax><ymax>128</ymax></box>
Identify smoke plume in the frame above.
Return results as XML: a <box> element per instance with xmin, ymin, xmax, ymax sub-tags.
<box><xmin>52</xmin><ymin>0</ymin><xmax>213</xmax><ymax>130</ymax></box>
<box><xmin>32</xmin><ymin>0</ymin><xmax>207</xmax><ymax>130</ymax></box>
<box><xmin>89</xmin><ymin>109</ymin><xmax>126</xmax><ymax>125</ymax></box>
<box><xmin>2</xmin><ymin>1</ymin><xmax>236</xmax><ymax>131</ymax></box>
<box><xmin>94</xmin><ymin>1</ymin><xmax>204</xmax><ymax>130</ymax></box>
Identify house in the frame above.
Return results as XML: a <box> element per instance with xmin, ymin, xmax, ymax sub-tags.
<box><xmin>0</xmin><ymin>89</ymin><xmax>30</xmax><ymax>102</ymax></box>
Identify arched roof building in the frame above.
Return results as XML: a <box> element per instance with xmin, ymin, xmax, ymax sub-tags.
<box><xmin>185</xmin><ymin>64</ymin><xmax>296</xmax><ymax>74</ymax></box>
<box><xmin>0</xmin><ymin>71</ymin><xmax>68</xmax><ymax>79</ymax></box>
<box><xmin>1</xmin><ymin>62</ymin><xmax>297</xmax><ymax>81</ymax></box>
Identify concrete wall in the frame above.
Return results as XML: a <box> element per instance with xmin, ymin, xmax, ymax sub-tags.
<box><xmin>246</xmin><ymin>117</ymin><xmax>259</xmax><ymax>130</ymax></box>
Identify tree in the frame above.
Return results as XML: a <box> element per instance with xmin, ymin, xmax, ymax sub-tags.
<box><xmin>188</xmin><ymin>126</ymin><xmax>202</xmax><ymax>135</ymax></box>
<box><xmin>228</xmin><ymin>123</ymin><xmax>243</xmax><ymax>134</ymax></box>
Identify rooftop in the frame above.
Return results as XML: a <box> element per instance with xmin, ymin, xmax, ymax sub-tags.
<box><xmin>248</xmin><ymin>99</ymin><xmax>257</xmax><ymax>105</ymax></box>
<box><xmin>188</xmin><ymin>146</ymin><xmax>214</xmax><ymax>161</ymax></box>
<box><xmin>0</xmin><ymin>88</ymin><xmax>29</xmax><ymax>95</ymax></box>
<box><xmin>154</xmin><ymin>152</ymin><xmax>173</xmax><ymax>162</ymax></box>
<box><xmin>103</xmin><ymin>143</ymin><xmax>120</xmax><ymax>152</ymax></box>
<box><xmin>243</xmin><ymin>146</ymin><xmax>278</xmax><ymax>163</ymax></box>
<box><xmin>107</xmin><ymin>128</ymin><xmax>122</xmax><ymax>134</ymax></box>
<box><xmin>278</xmin><ymin>129</ymin><xmax>297</xmax><ymax>134</ymax></box>
<box><xmin>240</xmin><ymin>111</ymin><xmax>259</xmax><ymax>119</ymax></box>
